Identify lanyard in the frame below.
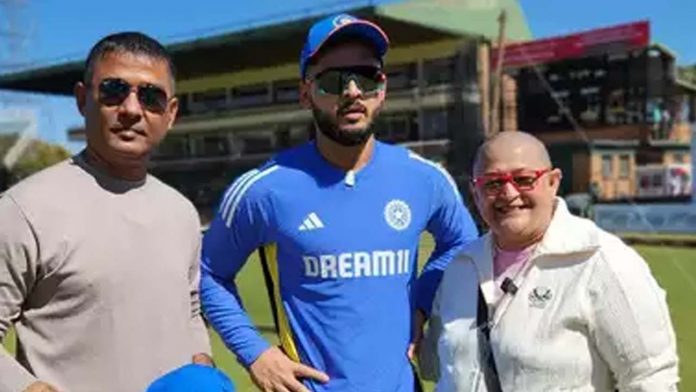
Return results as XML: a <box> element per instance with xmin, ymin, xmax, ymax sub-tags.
<box><xmin>489</xmin><ymin>244</ymin><xmax>541</xmax><ymax>329</ymax></box>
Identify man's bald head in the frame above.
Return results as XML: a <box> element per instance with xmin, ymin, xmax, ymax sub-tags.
<box><xmin>473</xmin><ymin>131</ymin><xmax>551</xmax><ymax>175</ymax></box>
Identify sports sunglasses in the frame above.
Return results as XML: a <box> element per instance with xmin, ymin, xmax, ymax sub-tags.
<box><xmin>310</xmin><ymin>65</ymin><xmax>386</xmax><ymax>96</ymax></box>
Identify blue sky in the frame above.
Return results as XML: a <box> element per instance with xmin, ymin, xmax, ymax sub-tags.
<box><xmin>0</xmin><ymin>0</ymin><xmax>693</xmax><ymax>150</ymax></box>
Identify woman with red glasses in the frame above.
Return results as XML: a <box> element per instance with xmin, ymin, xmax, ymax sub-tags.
<box><xmin>419</xmin><ymin>131</ymin><xmax>679</xmax><ymax>391</ymax></box>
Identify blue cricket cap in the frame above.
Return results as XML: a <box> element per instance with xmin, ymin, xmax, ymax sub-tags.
<box><xmin>146</xmin><ymin>364</ymin><xmax>235</xmax><ymax>392</ymax></box>
<box><xmin>300</xmin><ymin>13</ymin><xmax>390</xmax><ymax>78</ymax></box>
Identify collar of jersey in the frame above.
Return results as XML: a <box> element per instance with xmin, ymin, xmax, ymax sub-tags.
<box><xmin>309</xmin><ymin>140</ymin><xmax>382</xmax><ymax>185</ymax></box>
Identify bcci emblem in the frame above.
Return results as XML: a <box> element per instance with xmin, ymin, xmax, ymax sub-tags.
<box><xmin>333</xmin><ymin>15</ymin><xmax>356</xmax><ymax>27</ymax></box>
<box><xmin>384</xmin><ymin>200</ymin><xmax>411</xmax><ymax>231</ymax></box>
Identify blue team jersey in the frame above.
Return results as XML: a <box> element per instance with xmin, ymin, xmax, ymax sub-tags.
<box><xmin>201</xmin><ymin>141</ymin><xmax>478</xmax><ymax>392</ymax></box>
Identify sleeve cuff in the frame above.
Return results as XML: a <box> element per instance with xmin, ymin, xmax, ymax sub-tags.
<box><xmin>237</xmin><ymin>339</ymin><xmax>272</xmax><ymax>369</ymax></box>
<box><xmin>414</xmin><ymin>278</ymin><xmax>436</xmax><ymax>317</ymax></box>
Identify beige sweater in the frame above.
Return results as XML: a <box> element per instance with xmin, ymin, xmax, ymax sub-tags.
<box><xmin>0</xmin><ymin>154</ymin><xmax>210</xmax><ymax>392</ymax></box>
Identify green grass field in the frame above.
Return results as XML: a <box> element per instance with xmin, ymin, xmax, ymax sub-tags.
<box><xmin>633</xmin><ymin>245</ymin><xmax>696</xmax><ymax>391</ymax></box>
<box><xmin>3</xmin><ymin>240</ymin><xmax>695</xmax><ymax>391</ymax></box>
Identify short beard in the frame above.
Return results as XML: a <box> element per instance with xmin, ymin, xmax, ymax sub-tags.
<box><xmin>312</xmin><ymin>107</ymin><xmax>374</xmax><ymax>147</ymax></box>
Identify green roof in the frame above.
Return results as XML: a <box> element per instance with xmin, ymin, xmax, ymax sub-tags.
<box><xmin>375</xmin><ymin>0</ymin><xmax>531</xmax><ymax>41</ymax></box>
<box><xmin>0</xmin><ymin>0</ymin><xmax>530</xmax><ymax>95</ymax></box>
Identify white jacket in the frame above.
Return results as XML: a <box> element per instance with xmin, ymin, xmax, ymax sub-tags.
<box><xmin>421</xmin><ymin>199</ymin><xmax>679</xmax><ymax>392</ymax></box>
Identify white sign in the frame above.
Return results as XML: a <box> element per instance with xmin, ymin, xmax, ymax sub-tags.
<box><xmin>595</xmin><ymin>203</ymin><xmax>696</xmax><ymax>234</ymax></box>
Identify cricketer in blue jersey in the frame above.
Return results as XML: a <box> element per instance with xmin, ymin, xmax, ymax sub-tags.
<box><xmin>201</xmin><ymin>14</ymin><xmax>478</xmax><ymax>392</ymax></box>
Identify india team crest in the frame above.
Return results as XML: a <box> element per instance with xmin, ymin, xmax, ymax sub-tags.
<box><xmin>384</xmin><ymin>199</ymin><xmax>411</xmax><ymax>231</ymax></box>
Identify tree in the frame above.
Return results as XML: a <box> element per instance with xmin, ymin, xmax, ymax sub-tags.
<box><xmin>678</xmin><ymin>64</ymin><xmax>696</xmax><ymax>84</ymax></box>
<box><xmin>12</xmin><ymin>139</ymin><xmax>71</xmax><ymax>180</ymax></box>
<box><xmin>1</xmin><ymin>136</ymin><xmax>71</xmax><ymax>190</ymax></box>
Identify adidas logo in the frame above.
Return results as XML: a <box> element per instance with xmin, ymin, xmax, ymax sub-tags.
<box><xmin>299</xmin><ymin>212</ymin><xmax>324</xmax><ymax>231</ymax></box>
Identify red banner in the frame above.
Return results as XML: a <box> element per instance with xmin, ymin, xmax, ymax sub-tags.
<box><xmin>493</xmin><ymin>21</ymin><xmax>650</xmax><ymax>69</ymax></box>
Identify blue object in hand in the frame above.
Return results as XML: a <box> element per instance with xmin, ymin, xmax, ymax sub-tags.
<box><xmin>146</xmin><ymin>364</ymin><xmax>235</xmax><ymax>392</ymax></box>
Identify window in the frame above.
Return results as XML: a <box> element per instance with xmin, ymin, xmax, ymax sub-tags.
<box><xmin>676</xmin><ymin>95</ymin><xmax>691</xmax><ymax>123</ymax></box>
<box><xmin>190</xmin><ymin>88</ymin><xmax>228</xmax><ymax>113</ymax></box>
<box><xmin>373</xmin><ymin>112</ymin><xmax>416</xmax><ymax>143</ymax></box>
<box><xmin>601</xmin><ymin>154</ymin><xmax>613</xmax><ymax>179</ymax></box>
<box><xmin>389</xmin><ymin>117</ymin><xmax>410</xmax><ymax>143</ymax></box>
<box><xmin>237</xmin><ymin>129</ymin><xmax>276</xmax><ymax>154</ymax></box>
<box><xmin>639</xmin><ymin>175</ymin><xmax>650</xmax><ymax>188</ymax></box>
<box><xmin>420</xmin><ymin>109</ymin><xmax>449</xmax><ymax>140</ymax></box>
<box><xmin>154</xmin><ymin>135</ymin><xmax>189</xmax><ymax>159</ymax></box>
<box><xmin>190</xmin><ymin>133</ymin><xmax>229</xmax><ymax>157</ymax></box>
<box><xmin>619</xmin><ymin>154</ymin><xmax>630</xmax><ymax>178</ymax></box>
<box><xmin>177</xmin><ymin>94</ymin><xmax>190</xmax><ymax>116</ymax></box>
<box><xmin>385</xmin><ymin>64</ymin><xmax>415</xmax><ymax>91</ymax></box>
<box><xmin>232</xmin><ymin>84</ymin><xmax>270</xmax><ymax>108</ymax></box>
<box><xmin>652</xmin><ymin>173</ymin><xmax>663</xmax><ymax>187</ymax></box>
<box><xmin>424</xmin><ymin>57</ymin><xmax>455</xmax><ymax>86</ymax></box>
<box><xmin>274</xmin><ymin>80</ymin><xmax>300</xmax><ymax>103</ymax></box>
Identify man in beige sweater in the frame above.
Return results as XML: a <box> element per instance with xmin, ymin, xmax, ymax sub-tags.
<box><xmin>0</xmin><ymin>32</ymin><xmax>211</xmax><ymax>392</ymax></box>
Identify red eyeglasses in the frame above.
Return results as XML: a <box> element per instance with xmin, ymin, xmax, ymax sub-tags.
<box><xmin>472</xmin><ymin>168</ymin><xmax>552</xmax><ymax>195</ymax></box>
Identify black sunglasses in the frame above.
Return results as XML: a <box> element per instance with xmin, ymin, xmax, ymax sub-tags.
<box><xmin>310</xmin><ymin>66</ymin><xmax>386</xmax><ymax>96</ymax></box>
<box><xmin>96</xmin><ymin>78</ymin><xmax>169</xmax><ymax>113</ymax></box>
